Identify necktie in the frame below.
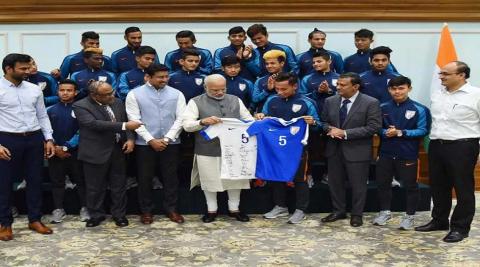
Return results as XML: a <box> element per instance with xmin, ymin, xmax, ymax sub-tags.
<box><xmin>339</xmin><ymin>99</ymin><xmax>351</xmax><ymax>126</ymax></box>
<box><xmin>103</xmin><ymin>105</ymin><xmax>121</xmax><ymax>142</ymax></box>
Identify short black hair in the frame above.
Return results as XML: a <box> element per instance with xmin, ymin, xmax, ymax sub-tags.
<box><xmin>2</xmin><ymin>53</ymin><xmax>32</xmax><ymax>73</ymax></box>
<box><xmin>454</xmin><ymin>61</ymin><xmax>471</xmax><ymax>79</ymax></box>
<box><xmin>81</xmin><ymin>31</ymin><xmax>99</xmax><ymax>42</ymax></box>
<box><xmin>83</xmin><ymin>49</ymin><xmax>102</xmax><ymax>59</ymax></box>
<box><xmin>355</xmin><ymin>29</ymin><xmax>374</xmax><ymax>39</ymax></box>
<box><xmin>145</xmin><ymin>64</ymin><xmax>169</xmax><ymax>76</ymax></box>
<box><xmin>125</xmin><ymin>26</ymin><xmax>141</xmax><ymax>35</ymax></box>
<box><xmin>312</xmin><ymin>51</ymin><xmax>331</xmax><ymax>61</ymax></box>
<box><xmin>59</xmin><ymin>79</ymin><xmax>78</xmax><ymax>90</ymax></box>
<box><xmin>275</xmin><ymin>72</ymin><xmax>298</xmax><ymax>85</ymax></box>
<box><xmin>181</xmin><ymin>48</ymin><xmax>200</xmax><ymax>59</ymax></box>
<box><xmin>136</xmin><ymin>46</ymin><xmax>157</xmax><ymax>57</ymax></box>
<box><xmin>221</xmin><ymin>55</ymin><xmax>240</xmax><ymax>67</ymax></box>
<box><xmin>229</xmin><ymin>26</ymin><xmax>246</xmax><ymax>36</ymax></box>
<box><xmin>370</xmin><ymin>46</ymin><xmax>393</xmax><ymax>59</ymax></box>
<box><xmin>176</xmin><ymin>30</ymin><xmax>196</xmax><ymax>42</ymax></box>
<box><xmin>308</xmin><ymin>28</ymin><xmax>326</xmax><ymax>39</ymax></box>
<box><xmin>247</xmin><ymin>24</ymin><xmax>268</xmax><ymax>38</ymax></box>
<box><xmin>388</xmin><ymin>76</ymin><xmax>412</xmax><ymax>87</ymax></box>
<box><xmin>339</xmin><ymin>72</ymin><xmax>362</xmax><ymax>86</ymax></box>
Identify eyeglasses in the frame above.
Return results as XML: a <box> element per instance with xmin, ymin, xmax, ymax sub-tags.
<box><xmin>438</xmin><ymin>72</ymin><xmax>459</xmax><ymax>76</ymax></box>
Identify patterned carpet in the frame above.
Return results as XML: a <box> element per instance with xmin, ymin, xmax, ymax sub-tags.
<box><xmin>0</xmin><ymin>210</ymin><xmax>479</xmax><ymax>266</ymax></box>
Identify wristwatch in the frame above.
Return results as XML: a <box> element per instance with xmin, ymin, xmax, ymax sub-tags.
<box><xmin>62</xmin><ymin>146</ymin><xmax>69</xmax><ymax>152</ymax></box>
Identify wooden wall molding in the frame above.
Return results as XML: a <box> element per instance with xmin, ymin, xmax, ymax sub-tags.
<box><xmin>1</xmin><ymin>1</ymin><xmax>480</xmax><ymax>23</ymax></box>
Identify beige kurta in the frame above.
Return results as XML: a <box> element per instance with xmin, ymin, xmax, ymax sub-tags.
<box><xmin>183</xmin><ymin>97</ymin><xmax>253</xmax><ymax>192</ymax></box>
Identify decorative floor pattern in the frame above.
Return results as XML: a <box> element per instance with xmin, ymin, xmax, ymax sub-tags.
<box><xmin>0</xmin><ymin>210</ymin><xmax>479</xmax><ymax>266</ymax></box>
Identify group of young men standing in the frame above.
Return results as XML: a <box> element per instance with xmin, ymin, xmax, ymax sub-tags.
<box><xmin>0</xmin><ymin>24</ymin><xmax>478</xmax><ymax>245</ymax></box>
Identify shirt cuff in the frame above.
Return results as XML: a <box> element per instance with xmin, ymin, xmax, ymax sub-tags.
<box><xmin>344</xmin><ymin>130</ymin><xmax>347</xmax><ymax>140</ymax></box>
<box><xmin>122</xmin><ymin>122</ymin><xmax>126</xmax><ymax>131</ymax></box>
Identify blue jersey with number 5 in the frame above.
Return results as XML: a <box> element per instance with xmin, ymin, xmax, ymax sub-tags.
<box><xmin>246</xmin><ymin>117</ymin><xmax>308</xmax><ymax>182</ymax></box>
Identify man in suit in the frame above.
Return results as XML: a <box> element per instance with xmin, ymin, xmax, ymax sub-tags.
<box><xmin>73</xmin><ymin>81</ymin><xmax>142</xmax><ymax>228</ymax></box>
<box><xmin>320</xmin><ymin>72</ymin><xmax>381</xmax><ymax>227</ymax></box>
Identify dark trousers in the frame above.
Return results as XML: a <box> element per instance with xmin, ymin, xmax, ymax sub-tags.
<box><xmin>271</xmin><ymin>151</ymin><xmax>309</xmax><ymax>211</ymax></box>
<box><xmin>376</xmin><ymin>156</ymin><xmax>419</xmax><ymax>215</ymax></box>
<box><xmin>136</xmin><ymin>144</ymin><xmax>180</xmax><ymax>214</ymax></box>
<box><xmin>327</xmin><ymin>150</ymin><xmax>370</xmax><ymax>216</ymax></box>
<box><xmin>429</xmin><ymin>139</ymin><xmax>479</xmax><ymax>234</ymax></box>
<box><xmin>0</xmin><ymin>131</ymin><xmax>44</xmax><ymax>226</ymax></box>
<box><xmin>48</xmin><ymin>155</ymin><xmax>86</xmax><ymax>209</ymax></box>
<box><xmin>82</xmin><ymin>145</ymin><xmax>127</xmax><ymax>219</ymax></box>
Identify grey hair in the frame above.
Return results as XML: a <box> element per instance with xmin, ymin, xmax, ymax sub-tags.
<box><xmin>87</xmin><ymin>80</ymin><xmax>108</xmax><ymax>94</ymax></box>
<box><xmin>203</xmin><ymin>74</ymin><xmax>226</xmax><ymax>91</ymax></box>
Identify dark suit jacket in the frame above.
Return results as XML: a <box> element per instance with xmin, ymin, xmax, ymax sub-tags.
<box><xmin>321</xmin><ymin>92</ymin><xmax>381</xmax><ymax>162</ymax></box>
<box><xmin>73</xmin><ymin>96</ymin><xmax>134</xmax><ymax>164</ymax></box>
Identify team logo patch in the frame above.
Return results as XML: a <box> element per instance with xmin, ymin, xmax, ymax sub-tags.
<box><xmin>332</xmin><ymin>79</ymin><xmax>337</xmax><ymax>86</ymax></box>
<box><xmin>405</xmin><ymin>110</ymin><xmax>416</xmax><ymax>119</ymax></box>
<box><xmin>195</xmin><ymin>78</ymin><xmax>203</xmax><ymax>86</ymax></box>
<box><xmin>290</xmin><ymin>126</ymin><xmax>300</xmax><ymax>135</ymax></box>
<box><xmin>239</xmin><ymin>83</ymin><xmax>246</xmax><ymax>91</ymax></box>
<box><xmin>292</xmin><ymin>104</ymin><xmax>302</xmax><ymax>113</ymax></box>
<box><xmin>71</xmin><ymin>110</ymin><xmax>76</xmax><ymax>118</ymax></box>
<box><xmin>386</xmin><ymin>79</ymin><xmax>391</xmax><ymax>85</ymax></box>
<box><xmin>38</xmin><ymin>82</ymin><xmax>47</xmax><ymax>90</ymax></box>
<box><xmin>98</xmin><ymin>76</ymin><xmax>107</xmax><ymax>82</ymax></box>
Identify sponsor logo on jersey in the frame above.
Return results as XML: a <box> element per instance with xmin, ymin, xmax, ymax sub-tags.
<box><xmin>292</xmin><ymin>104</ymin><xmax>302</xmax><ymax>113</ymax></box>
<box><xmin>405</xmin><ymin>110</ymin><xmax>416</xmax><ymax>119</ymax></box>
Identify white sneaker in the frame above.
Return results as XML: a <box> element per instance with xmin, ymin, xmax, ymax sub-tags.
<box><xmin>391</xmin><ymin>178</ymin><xmax>401</xmax><ymax>187</ymax></box>
<box><xmin>287</xmin><ymin>209</ymin><xmax>306</xmax><ymax>224</ymax></box>
<box><xmin>372</xmin><ymin>210</ymin><xmax>392</xmax><ymax>226</ymax></box>
<box><xmin>79</xmin><ymin>207</ymin><xmax>90</xmax><ymax>222</ymax></box>
<box><xmin>263</xmin><ymin>205</ymin><xmax>289</xmax><ymax>219</ymax></box>
<box><xmin>399</xmin><ymin>214</ymin><xmax>415</xmax><ymax>230</ymax></box>
<box><xmin>50</xmin><ymin>208</ymin><xmax>66</xmax><ymax>223</ymax></box>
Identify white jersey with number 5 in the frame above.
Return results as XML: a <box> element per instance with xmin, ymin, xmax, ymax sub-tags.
<box><xmin>200</xmin><ymin>118</ymin><xmax>257</xmax><ymax>180</ymax></box>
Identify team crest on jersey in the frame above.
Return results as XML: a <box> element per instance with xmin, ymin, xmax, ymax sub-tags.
<box><xmin>405</xmin><ymin>110</ymin><xmax>416</xmax><ymax>119</ymax></box>
<box><xmin>239</xmin><ymin>83</ymin><xmax>246</xmax><ymax>91</ymax></box>
<box><xmin>71</xmin><ymin>110</ymin><xmax>76</xmax><ymax>118</ymax></box>
<box><xmin>292</xmin><ymin>104</ymin><xmax>302</xmax><ymax>113</ymax></box>
<box><xmin>38</xmin><ymin>82</ymin><xmax>47</xmax><ymax>90</ymax></box>
<box><xmin>195</xmin><ymin>78</ymin><xmax>203</xmax><ymax>86</ymax></box>
<box><xmin>98</xmin><ymin>76</ymin><xmax>107</xmax><ymax>82</ymax></box>
<box><xmin>386</xmin><ymin>79</ymin><xmax>391</xmax><ymax>85</ymax></box>
<box><xmin>290</xmin><ymin>126</ymin><xmax>300</xmax><ymax>135</ymax></box>
<box><xmin>332</xmin><ymin>79</ymin><xmax>337</xmax><ymax>86</ymax></box>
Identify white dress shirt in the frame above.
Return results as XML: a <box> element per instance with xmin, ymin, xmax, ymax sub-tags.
<box><xmin>0</xmin><ymin>77</ymin><xmax>53</xmax><ymax>140</ymax></box>
<box><xmin>430</xmin><ymin>82</ymin><xmax>480</xmax><ymax>140</ymax></box>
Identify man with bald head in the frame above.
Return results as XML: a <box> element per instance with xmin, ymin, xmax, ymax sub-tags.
<box><xmin>182</xmin><ymin>74</ymin><xmax>253</xmax><ymax>223</ymax></box>
<box><xmin>415</xmin><ymin>61</ymin><xmax>480</xmax><ymax>243</ymax></box>
<box><xmin>73</xmin><ymin>81</ymin><xmax>141</xmax><ymax>228</ymax></box>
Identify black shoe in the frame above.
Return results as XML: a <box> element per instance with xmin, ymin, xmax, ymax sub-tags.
<box><xmin>113</xmin><ymin>217</ymin><xmax>129</xmax><ymax>227</ymax></box>
<box><xmin>228</xmin><ymin>211</ymin><xmax>250</xmax><ymax>222</ymax></box>
<box><xmin>350</xmin><ymin>215</ymin><xmax>363</xmax><ymax>227</ymax></box>
<box><xmin>321</xmin><ymin>213</ymin><xmax>347</xmax><ymax>223</ymax></box>
<box><xmin>202</xmin><ymin>213</ymin><xmax>217</xmax><ymax>223</ymax></box>
<box><xmin>414</xmin><ymin>220</ymin><xmax>449</xmax><ymax>232</ymax></box>
<box><xmin>443</xmin><ymin>231</ymin><xmax>468</xmax><ymax>243</ymax></box>
<box><xmin>86</xmin><ymin>216</ymin><xmax>105</xmax><ymax>227</ymax></box>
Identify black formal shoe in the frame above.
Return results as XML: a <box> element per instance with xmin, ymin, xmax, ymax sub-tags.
<box><xmin>414</xmin><ymin>220</ymin><xmax>449</xmax><ymax>232</ymax></box>
<box><xmin>202</xmin><ymin>213</ymin><xmax>217</xmax><ymax>223</ymax></box>
<box><xmin>350</xmin><ymin>215</ymin><xmax>363</xmax><ymax>227</ymax></box>
<box><xmin>443</xmin><ymin>231</ymin><xmax>468</xmax><ymax>243</ymax></box>
<box><xmin>321</xmin><ymin>213</ymin><xmax>347</xmax><ymax>223</ymax></box>
<box><xmin>86</xmin><ymin>216</ymin><xmax>105</xmax><ymax>228</ymax></box>
<box><xmin>113</xmin><ymin>217</ymin><xmax>129</xmax><ymax>227</ymax></box>
<box><xmin>228</xmin><ymin>211</ymin><xmax>250</xmax><ymax>222</ymax></box>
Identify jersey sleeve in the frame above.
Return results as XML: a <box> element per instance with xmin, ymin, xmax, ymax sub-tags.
<box><xmin>200</xmin><ymin>124</ymin><xmax>221</xmax><ymax>141</ymax></box>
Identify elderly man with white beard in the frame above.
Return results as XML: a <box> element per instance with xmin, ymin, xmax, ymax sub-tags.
<box><xmin>182</xmin><ymin>74</ymin><xmax>253</xmax><ymax>223</ymax></box>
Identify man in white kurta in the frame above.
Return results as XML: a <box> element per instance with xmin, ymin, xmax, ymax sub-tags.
<box><xmin>182</xmin><ymin>74</ymin><xmax>253</xmax><ymax>223</ymax></box>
